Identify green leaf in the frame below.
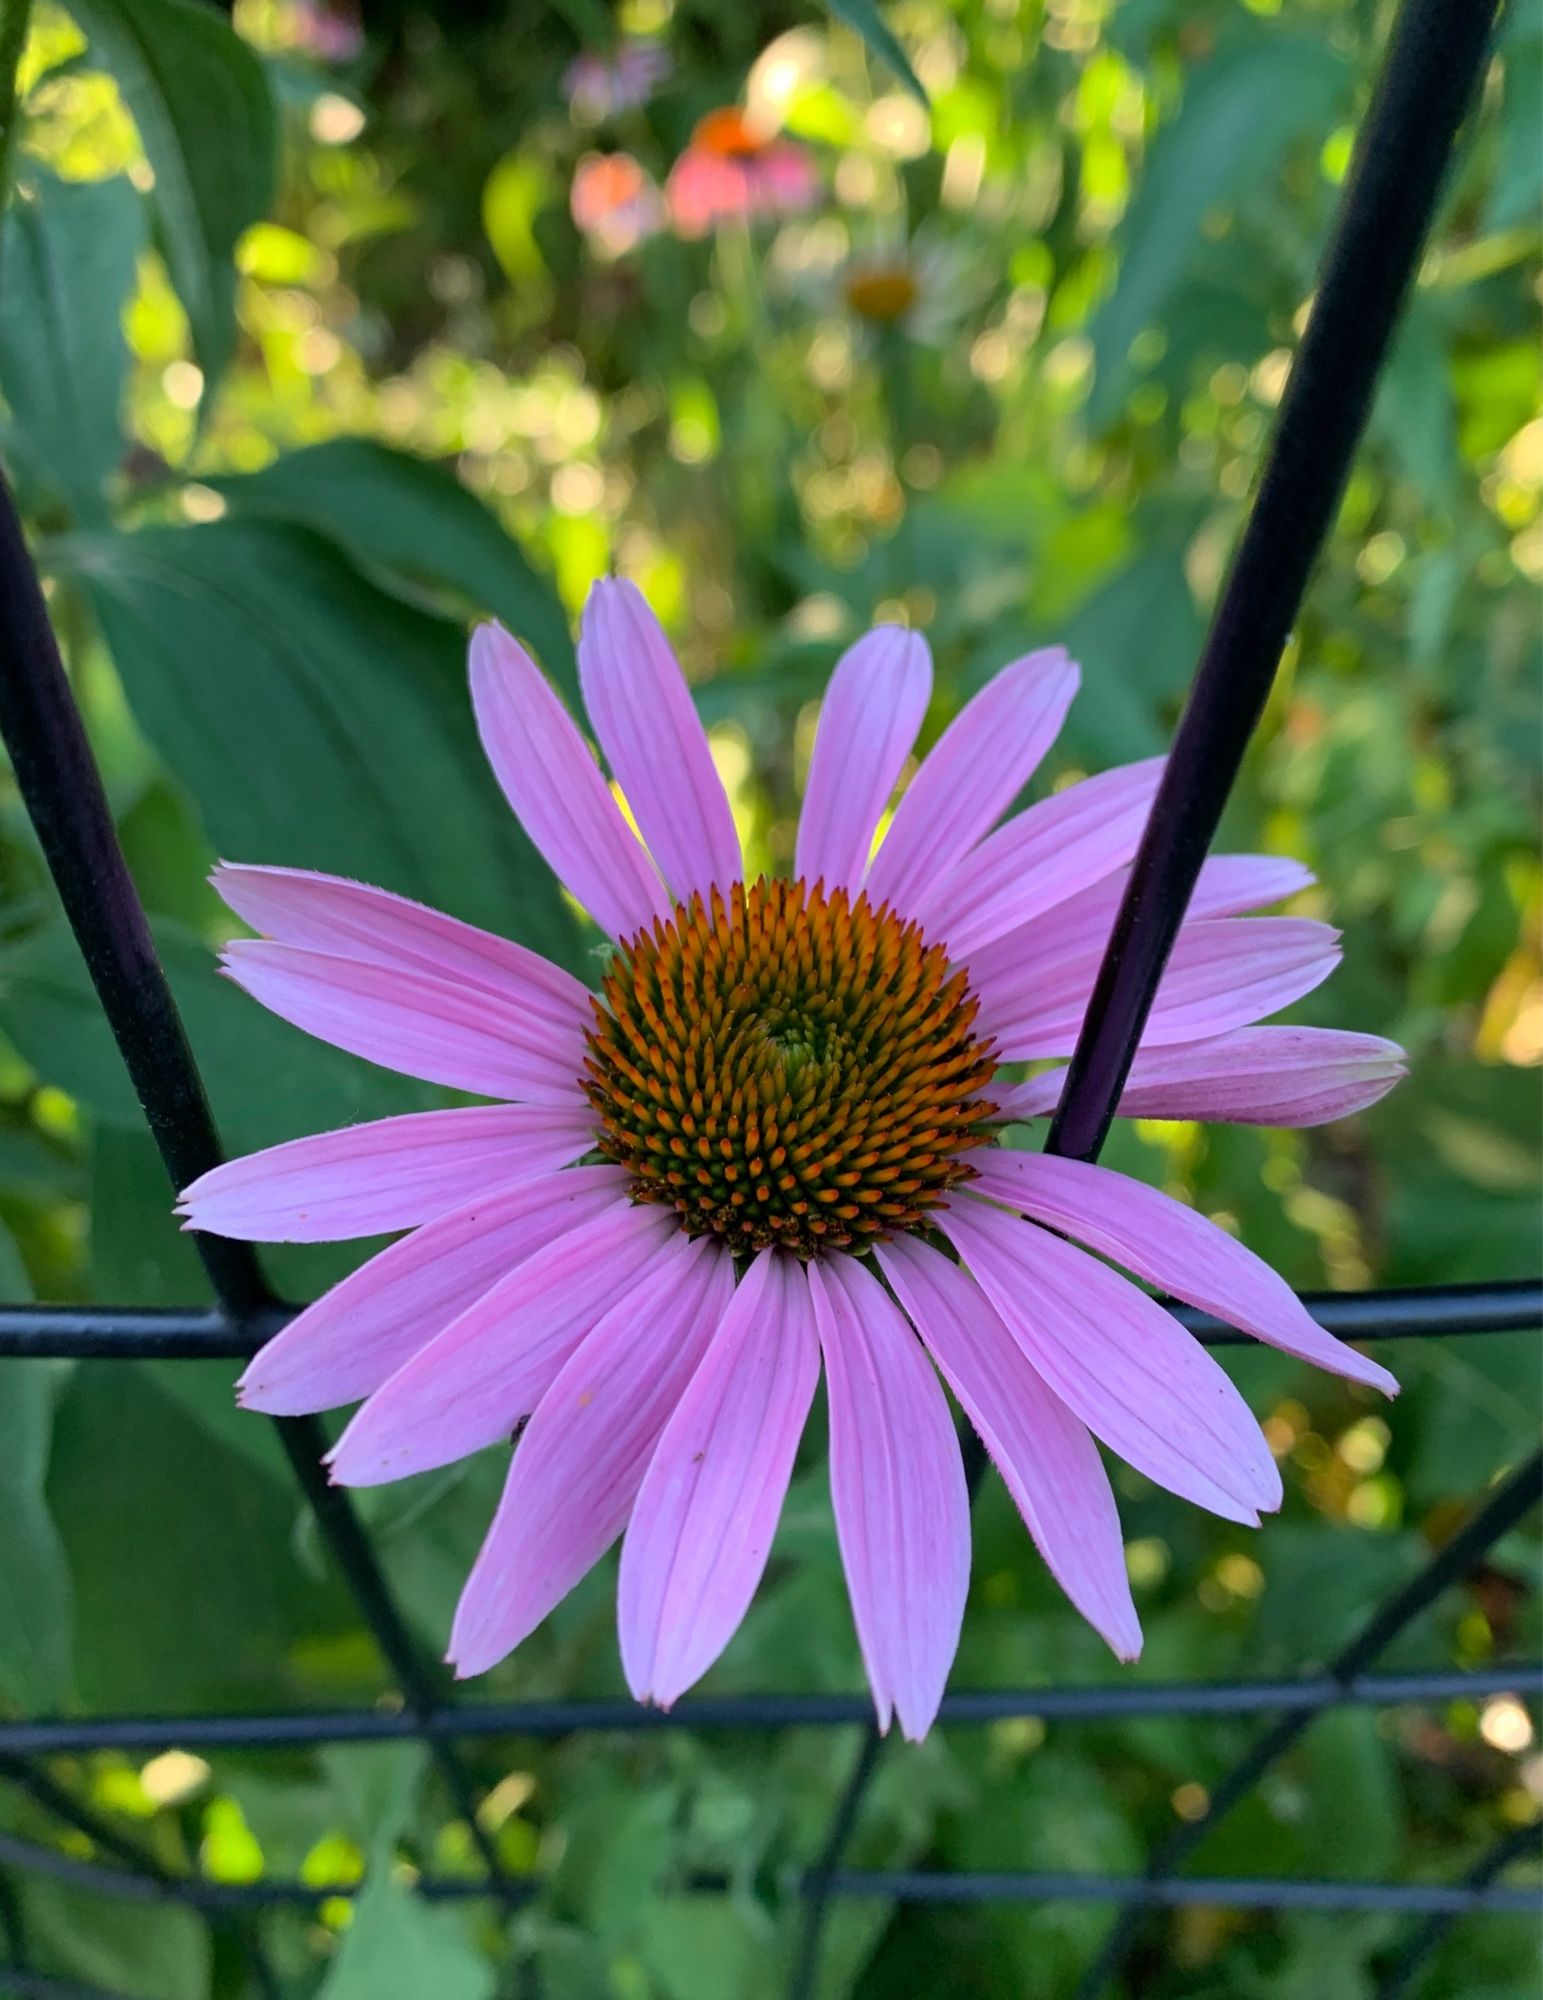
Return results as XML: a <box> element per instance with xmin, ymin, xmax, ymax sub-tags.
<box><xmin>826</xmin><ymin>0</ymin><xmax>929</xmax><ymax>108</ymax></box>
<box><xmin>1373</xmin><ymin>303</ymin><xmax>1458</xmax><ymax>507</ymax></box>
<box><xmin>1088</xmin><ymin>36</ymin><xmax>1346</xmax><ymax>425</ymax></box>
<box><xmin>0</xmin><ymin>917</ymin><xmax>428</xmax><ymax>1147</ymax></box>
<box><xmin>1058</xmin><ymin>544</ymin><xmax>1203</xmax><ymax>763</ymax></box>
<box><xmin>55</xmin><ymin>518</ymin><xmax>579</xmax><ymax>958</ymax></box>
<box><xmin>0</xmin><ymin>1223</ymin><xmax>74</xmax><ymax>1710</ymax></box>
<box><xmin>19</xmin><ymin>1878</ymin><xmax>208</xmax><ymax>2000</ymax></box>
<box><xmin>0</xmin><ymin>170</ymin><xmax>143</xmax><ymax>525</ymax></box>
<box><xmin>318</xmin><ymin>1747</ymin><xmax>493</xmax><ymax>2000</ymax></box>
<box><xmin>210</xmin><ymin>438</ymin><xmax>578</xmax><ymax>699</ymax></box>
<box><xmin>66</xmin><ymin>0</ymin><xmax>276</xmax><ymax>389</ymax></box>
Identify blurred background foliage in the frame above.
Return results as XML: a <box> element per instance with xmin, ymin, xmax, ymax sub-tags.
<box><xmin>0</xmin><ymin>0</ymin><xmax>1537</xmax><ymax>1994</ymax></box>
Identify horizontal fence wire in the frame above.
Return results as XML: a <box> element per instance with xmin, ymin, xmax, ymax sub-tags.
<box><xmin>0</xmin><ymin>0</ymin><xmax>1535</xmax><ymax>1995</ymax></box>
<box><xmin>0</xmin><ymin>1280</ymin><xmax>1536</xmax><ymax>1361</ymax></box>
<box><xmin>3</xmin><ymin>1665</ymin><xmax>1536</xmax><ymax>1759</ymax></box>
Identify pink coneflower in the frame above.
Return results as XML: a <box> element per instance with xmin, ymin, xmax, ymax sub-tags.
<box><xmin>571</xmin><ymin>152</ymin><xmax>664</xmax><ymax>256</ymax></box>
<box><xmin>666</xmin><ymin>109</ymin><xmax>819</xmax><ymax>238</ymax></box>
<box><xmin>564</xmin><ymin>40</ymin><xmax>671</xmax><ymax>122</ymax></box>
<box><xmin>181</xmin><ymin>581</ymin><xmax>1403</xmax><ymax>1739</ymax></box>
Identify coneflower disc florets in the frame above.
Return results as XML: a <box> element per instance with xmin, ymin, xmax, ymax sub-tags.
<box><xmin>583</xmin><ymin>876</ymin><xmax>998</xmax><ymax>1258</ymax></box>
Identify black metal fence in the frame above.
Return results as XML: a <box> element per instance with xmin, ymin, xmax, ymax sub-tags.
<box><xmin>0</xmin><ymin>0</ymin><xmax>1537</xmax><ymax>1996</ymax></box>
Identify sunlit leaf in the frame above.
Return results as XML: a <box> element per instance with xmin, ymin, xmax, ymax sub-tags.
<box><xmin>67</xmin><ymin>0</ymin><xmax>276</xmax><ymax>390</ymax></box>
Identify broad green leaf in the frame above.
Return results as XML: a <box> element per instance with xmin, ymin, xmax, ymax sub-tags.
<box><xmin>48</xmin><ymin>1362</ymin><xmax>359</xmax><ymax>1709</ymax></box>
<box><xmin>319</xmin><ymin>1745</ymin><xmax>493</xmax><ymax>2000</ymax></box>
<box><xmin>1373</xmin><ymin>303</ymin><xmax>1459</xmax><ymax>506</ymax></box>
<box><xmin>0</xmin><ymin>1222</ymin><xmax>74</xmax><ymax>1710</ymax></box>
<box><xmin>0</xmin><ymin>170</ymin><xmax>142</xmax><ymax>525</ymax></box>
<box><xmin>19</xmin><ymin>1879</ymin><xmax>208</xmax><ymax>2000</ymax></box>
<box><xmin>0</xmin><ymin>917</ymin><xmax>429</xmax><ymax>1147</ymax></box>
<box><xmin>1059</xmin><ymin>544</ymin><xmax>1203</xmax><ymax>763</ymax></box>
<box><xmin>54</xmin><ymin>518</ymin><xmax>580</xmax><ymax>959</ymax></box>
<box><xmin>318</xmin><ymin>1872</ymin><xmax>495</xmax><ymax>2000</ymax></box>
<box><xmin>826</xmin><ymin>0</ymin><xmax>928</xmax><ymax>108</ymax></box>
<box><xmin>1088</xmin><ymin>35</ymin><xmax>1346</xmax><ymax>424</ymax></box>
<box><xmin>210</xmin><ymin>437</ymin><xmax>578</xmax><ymax>698</ymax></box>
<box><xmin>66</xmin><ymin>0</ymin><xmax>276</xmax><ymax>388</ymax></box>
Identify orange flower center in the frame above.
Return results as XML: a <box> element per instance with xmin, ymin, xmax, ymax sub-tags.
<box><xmin>583</xmin><ymin>878</ymin><xmax>998</xmax><ymax>1259</ymax></box>
<box><xmin>845</xmin><ymin>267</ymin><xmax>919</xmax><ymax>324</ymax></box>
<box><xmin>691</xmin><ymin>107</ymin><xmax>764</xmax><ymax>158</ymax></box>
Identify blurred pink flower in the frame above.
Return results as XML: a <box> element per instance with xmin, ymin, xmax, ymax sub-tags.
<box><xmin>564</xmin><ymin>39</ymin><xmax>671</xmax><ymax>121</ymax></box>
<box><xmin>183</xmin><ymin>580</ymin><xmax>1402</xmax><ymax>1737</ymax></box>
<box><xmin>571</xmin><ymin>152</ymin><xmax>664</xmax><ymax>256</ymax></box>
<box><xmin>666</xmin><ymin>109</ymin><xmax>819</xmax><ymax>237</ymax></box>
<box><xmin>292</xmin><ymin>0</ymin><xmax>363</xmax><ymax>64</ymax></box>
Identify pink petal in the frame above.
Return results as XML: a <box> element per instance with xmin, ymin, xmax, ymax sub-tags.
<box><xmin>877</xmin><ymin>1235</ymin><xmax>1141</xmax><ymax>1661</ymax></box>
<box><xmin>968</xmin><ymin>852</ymin><xmax>1316</xmax><ymax>990</ymax></box>
<box><xmin>864</xmin><ymin>648</ymin><xmax>1079</xmax><ymax>915</ymax></box>
<box><xmin>998</xmin><ymin>1027</ymin><xmax>1407</xmax><ymax>1128</ymax></box>
<box><xmin>972</xmin><ymin>1151</ymin><xmax>1398</xmax><ymax>1396</ymax></box>
<box><xmin>940</xmin><ymin>1195</ymin><xmax>1282</xmax><ymax>1524</ymax></box>
<box><xmin>578</xmin><ymin>578</ymin><xmax>741</xmax><ymax>905</ymax></box>
<box><xmin>237</xmin><ymin>1164</ymin><xmax>631</xmax><ymax>1414</ymax></box>
<box><xmin>973</xmin><ymin>916</ymin><xmax>1341</xmax><ymax>1062</ymax></box>
<box><xmin>810</xmin><ymin>1253</ymin><xmax>970</xmax><ymax>1741</ymax></box>
<box><xmin>447</xmin><ymin>1234</ymin><xmax>735</xmax><ymax>1677</ymax></box>
<box><xmin>618</xmin><ymin>1249</ymin><xmax>820</xmax><ymax>1709</ymax></box>
<box><xmin>220</xmin><ymin>940</ymin><xmax>590</xmax><ymax>1104</ymax></box>
<box><xmin>794</xmin><ymin>626</ymin><xmax>933</xmax><ymax>897</ymax></box>
<box><xmin>910</xmin><ymin>757</ymin><xmax>1163</xmax><ymax>956</ymax></box>
<box><xmin>470</xmin><ymin>621</ymin><xmax>669</xmax><ymax>942</ymax></box>
<box><xmin>212</xmin><ymin>864</ymin><xmax>592</xmax><ymax>1018</ymax></box>
<box><xmin>178</xmin><ymin>1104</ymin><xmax>596</xmax><ymax>1242</ymax></box>
<box><xmin>327</xmin><ymin>1198</ymin><xmax>678</xmax><ymax>1485</ymax></box>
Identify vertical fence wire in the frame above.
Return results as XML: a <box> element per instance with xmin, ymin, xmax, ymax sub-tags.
<box><xmin>790</xmin><ymin>0</ymin><xmax>1508</xmax><ymax>1992</ymax></box>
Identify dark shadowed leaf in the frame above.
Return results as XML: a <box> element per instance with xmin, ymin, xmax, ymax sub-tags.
<box><xmin>0</xmin><ymin>1222</ymin><xmax>74</xmax><ymax>1710</ymax></box>
<box><xmin>0</xmin><ymin>170</ymin><xmax>143</xmax><ymax>525</ymax></box>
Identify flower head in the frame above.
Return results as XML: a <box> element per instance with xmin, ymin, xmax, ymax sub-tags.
<box><xmin>666</xmin><ymin>109</ymin><xmax>819</xmax><ymax>238</ymax></box>
<box><xmin>564</xmin><ymin>39</ymin><xmax>671</xmax><ymax>122</ymax></box>
<box><xmin>571</xmin><ymin>151</ymin><xmax>664</xmax><ymax>257</ymax></box>
<box><xmin>840</xmin><ymin>226</ymin><xmax>984</xmax><ymax>347</ymax></box>
<box><xmin>182</xmin><ymin>580</ymin><xmax>1404</xmax><ymax>1738</ymax></box>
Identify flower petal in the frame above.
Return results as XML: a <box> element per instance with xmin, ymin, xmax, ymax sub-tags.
<box><xmin>972</xmin><ymin>1151</ymin><xmax>1399</xmax><ymax>1396</ymax></box>
<box><xmin>877</xmin><ymin>1235</ymin><xmax>1141</xmax><ymax>1661</ymax></box>
<box><xmin>328</xmin><ymin>1198</ymin><xmax>677</xmax><ymax>1485</ymax></box>
<box><xmin>618</xmin><ymin>1248</ymin><xmax>820</xmax><ymax>1709</ymax></box>
<box><xmin>864</xmin><ymin>648</ymin><xmax>1079</xmax><ymax>914</ymax></box>
<box><xmin>910</xmin><ymin>757</ymin><xmax>1163</xmax><ymax>956</ymax></box>
<box><xmin>221</xmin><ymin>940</ymin><xmax>590</xmax><ymax>1104</ymax></box>
<box><xmin>973</xmin><ymin>916</ymin><xmax>1341</xmax><ymax>1061</ymax></box>
<box><xmin>578</xmin><ymin>577</ymin><xmax>741</xmax><ymax>904</ymax></box>
<box><xmin>810</xmin><ymin>1252</ymin><xmax>970</xmax><ymax>1741</ymax></box>
<box><xmin>967</xmin><ymin>852</ymin><xmax>1316</xmax><ymax>992</ymax></box>
<box><xmin>470</xmin><ymin>621</ymin><xmax>669</xmax><ymax>941</ymax></box>
<box><xmin>794</xmin><ymin>626</ymin><xmax>933</xmax><ymax>896</ymax></box>
<box><xmin>448</xmin><ymin>1233</ymin><xmax>735</xmax><ymax>1678</ymax></box>
<box><xmin>237</xmin><ymin>1164</ymin><xmax>630</xmax><ymax>1414</ymax></box>
<box><xmin>997</xmin><ymin>1026</ymin><xmax>1407</xmax><ymax>1129</ymax></box>
<box><xmin>178</xmin><ymin>1104</ymin><xmax>596</xmax><ymax>1242</ymax></box>
<box><xmin>212</xmin><ymin>864</ymin><xmax>592</xmax><ymax>1017</ymax></box>
<box><xmin>940</xmin><ymin>1195</ymin><xmax>1281</xmax><ymax>1524</ymax></box>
